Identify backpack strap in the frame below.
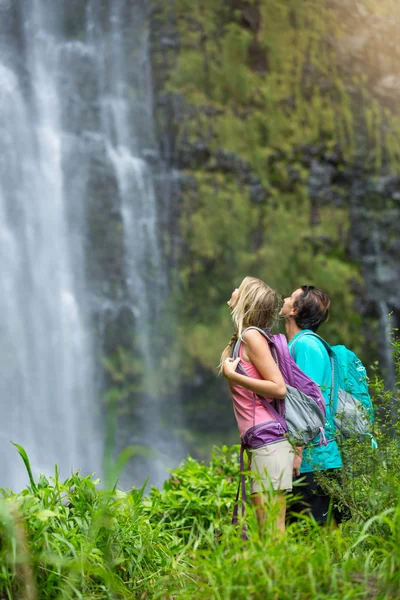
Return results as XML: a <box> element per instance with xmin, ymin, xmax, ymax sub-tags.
<box><xmin>232</xmin><ymin>327</ymin><xmax>272</xmax><ymax>360</ymax></box>
<box><xmin>290</xmin><ymin>331</ymin><xmax>336</xmax><ymax>414</ymax></box>
<box><xmin>232</xmin><ymin>442</ymin><xmax>248</xmax><ymax>541</ymax></box>
<box><xmin>290</xmin><ymin>331</ymin><xmax>332</xmax><ymax>360</ymax></box>
<box><xmin>233</xmin><ymin>327</ymin><xmax>294</xmax><ymax>386</ymax></box>
<box><xmin>232</xmin><ymin>327</ymin><xmax>287</xmax><ymax>427</ymax></box>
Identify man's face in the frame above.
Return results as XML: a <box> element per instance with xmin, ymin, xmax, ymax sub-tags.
<box><xmin>280</xmin><ymin>288</ymin><xmax>303</xmax><ymax>317</ymax></box>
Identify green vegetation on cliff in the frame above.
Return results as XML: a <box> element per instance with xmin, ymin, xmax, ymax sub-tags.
<box><xmin>152</xmin><ymin>1</ymin><xmax>399</xmax><ymax>437</ymax></box>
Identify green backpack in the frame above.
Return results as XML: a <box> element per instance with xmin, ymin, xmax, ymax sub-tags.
<box><xmin>292</xmin><ymin>332</ymin><xmax>377</xmax><ymax>448</ymax></box>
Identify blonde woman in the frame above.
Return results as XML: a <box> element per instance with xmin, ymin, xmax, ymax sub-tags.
<box><xmin>221</xmin><ymin>277</ymin><xmax>293</xmax><ymax>532</ymax></box>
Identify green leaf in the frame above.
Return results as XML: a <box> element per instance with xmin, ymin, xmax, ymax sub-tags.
<box><xmin>11</xmin><ymin>442</ymin><xmax>37</xmax><ymax>492</ymax></box>
<box><xmin>35</xmin><ymin>509</ymin><xmax>60</xmax><ymax>521</ymax></box>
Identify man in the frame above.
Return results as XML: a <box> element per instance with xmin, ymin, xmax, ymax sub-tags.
<box><xmin>280</xmin><ymin>285</ymin><xmax>345</xmax><ymax>526</ymax></box>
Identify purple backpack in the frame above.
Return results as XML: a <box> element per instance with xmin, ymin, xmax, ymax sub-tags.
<box><xmin>231</xmin><ymin>327</ymin><xmax>327</xmax><ymax>528</ymax></box>
<box><xmin>233</xmin><ymin>327</ymin><xmax>326</xmax><ymax>447</ymax></box>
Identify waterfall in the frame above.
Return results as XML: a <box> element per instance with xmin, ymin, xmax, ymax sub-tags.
<box><xmin>86</xmin><ymin>0</ymin><xmax>181</xmax><ymax>486</ymax></box>
<box><xmin>0</xmin><ymin>0</ymin><xmax>180</xmax><ymax>490</ymax></box>
<box><xmin>371</xmin><ymin>227</ymin><xmax>396</xmax><ymax>390</ymax></box>
<box><xmin>0</xmin><ymin>1</ymin><xmax>101</xmax><ymax>489</ymax></box>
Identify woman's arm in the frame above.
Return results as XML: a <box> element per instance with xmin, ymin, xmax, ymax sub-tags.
<box><xmin>222</xmin><ymin>329</ymin><xmax>286</xmax><ymax>399</ymax></box>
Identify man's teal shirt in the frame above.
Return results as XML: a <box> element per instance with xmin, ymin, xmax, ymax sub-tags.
<box><xmin>288</xmin><ymin>330</ymin><xmax>342</xmax><ymax>473</ymax></box>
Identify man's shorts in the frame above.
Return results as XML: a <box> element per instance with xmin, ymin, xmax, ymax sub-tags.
<box><xmin>289</xmin><ymin>469</ymin><xmax>351</xmax><ymax>525</ymax></box>
<box><xmin>247</xmin><ymin>439</ymin><xmax>294</xmax><ymax>494</ymax></box>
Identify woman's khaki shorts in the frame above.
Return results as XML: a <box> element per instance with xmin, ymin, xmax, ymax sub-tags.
<box><xmin>247</xmin><ymin>439</ymin><xmax>294</xmax><ymax>494</ymax></box>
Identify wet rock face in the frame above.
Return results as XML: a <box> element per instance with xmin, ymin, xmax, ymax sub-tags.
<box><xmin>350</xmin><ymin>192</ymin><xmax>400</xmax><ymax>312</ymax></box>
<box><xmin>85</xmin><ymin>141</ymin><xmax>127</xmax><ymax>300</ymax></box>
<box><xmin>61</xmin><ymin>0</ymin><xmax>88</xmax><ymax>38</ymax></box>
<box><xmin>292</xmin><ymin>148</ymin><xmax>400</xmax><ymax>385</ymax></box>
<box><xmin>296</xmin><ymin>147</ymin><xmax>400</xmax><ymax>320</ymax></box>
<box><xmin>308</xmin><ymin>161</ymin><xmax>338</xmax><ymax>204</ymax></box>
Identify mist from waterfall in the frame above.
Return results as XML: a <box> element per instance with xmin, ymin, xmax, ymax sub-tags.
<box><xmin>0</xmin><ymin>0</ymin><xmax>180</xmax><ymax>490</ymax></box>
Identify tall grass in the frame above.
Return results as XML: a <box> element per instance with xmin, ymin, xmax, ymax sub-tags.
<box><xmin>0</xmin><ymin>440</ymin><xmax>399</xmax><ymax>599</ymax></box>
<box><xmin>0</xmin><ymin>455</ymin><xmax>187</xmax><ymax>599</ymax></box>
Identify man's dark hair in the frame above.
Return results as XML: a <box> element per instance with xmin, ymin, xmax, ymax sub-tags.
<box><xmin>293</xmin><ymin>285</ymin><xmax>330</xmax><ymax>332</ymax></box>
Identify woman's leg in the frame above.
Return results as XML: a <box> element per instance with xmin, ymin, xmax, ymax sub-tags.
<box><xmin>251</xmin><ymin>492</ymin><xmax>287</xmax><ymax>532</ymax></box>
<box><xmin>249</xmin><ymin>440</ymin><xmax>294</xmax><ymax>533</ymax></box>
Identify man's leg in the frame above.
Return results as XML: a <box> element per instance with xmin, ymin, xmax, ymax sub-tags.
<box><xmin>289</xmin><ymin>469</ymin><xmax>350</xmax><ymax>526</ymax></box>
<box><xmin>289</xmin><ymin>471</ymin><xmax>331</xmax><ymax>524</ymax></box>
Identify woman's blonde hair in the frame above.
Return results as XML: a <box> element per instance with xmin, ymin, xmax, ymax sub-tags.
<box><xmin>220</xmin><ymin>277</ymin><xmax>281</xmax><ymax>369</ymax></box>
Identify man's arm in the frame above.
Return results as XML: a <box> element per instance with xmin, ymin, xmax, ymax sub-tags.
<box><xmin>293</xmin><ymin>446</ymin><xmax>303</xmax><ymax>477</ymax></box>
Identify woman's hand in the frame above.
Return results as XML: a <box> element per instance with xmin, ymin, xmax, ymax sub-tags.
<box><xmin>222</xmin><ymin>357</ymin><xmax>240</xmax><ymax>380</ymax></box>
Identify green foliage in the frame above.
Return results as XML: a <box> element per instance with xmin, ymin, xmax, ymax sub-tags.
<box><xmin>3</xmin><ymin>374</ymin><xmax>400</xmax><ymax>600</ymax></box>
<box><xmin>160</xmin><ymin>525</ymin><xmax>370</xmax><ymax>600</ymax></box>
<box><xmin>178</xmin><ymin>168</ymin><xmax>362</xmax><ymax>378</ymax></box>
<box><xmin>150</xmin><ymin>0</ymin><xmax>400</xmax><ymax>452</ymax></box>
<box><xmin>11</xmin><ymin>442</ymin><xmax>38</xmax><ymax>492</ymax></box>
<box><xmin>169</xmin><ymin>0</ymin><xmax>361</xmax><ymax>156</ymax></box>
<box><xmin>0</xmin><ymin>448</ymin><xmax>185</xmax><ymax>599</ymax></box>
<box><xmin>147</xmin><ymin>445</ymin><xmax>239</xmax><ymax>538</ymax></box>
<box><xmin>156</xmin><ymin>0</ymin><xmax>388</xmax><ymax>417</ymax></box>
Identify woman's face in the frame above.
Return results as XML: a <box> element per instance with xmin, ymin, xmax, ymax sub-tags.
<box><xmin>227</xmin><ymin>288</ymin><xmax>239</xmax><ymax>308</ymax></box>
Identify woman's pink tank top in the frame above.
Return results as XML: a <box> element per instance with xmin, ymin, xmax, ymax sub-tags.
<box><xmin>229</xmin><ymin>343</ymin><xmax>275</xmax><ymax>438</ymax></box>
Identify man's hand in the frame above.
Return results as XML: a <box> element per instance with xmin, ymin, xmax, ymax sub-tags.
<box><xmin>293</xmin><ymin>447</ymin><xmax>303</xmax><ymax>477</ymax></box>
<box><xmin>222</xmin><ymin>357</ymin><xmax>240</xmax><ymax>380</ymax></box>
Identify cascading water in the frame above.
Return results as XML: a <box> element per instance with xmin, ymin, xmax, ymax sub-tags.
<box><xmin>0</xmin><ymin>0</ymin><xmax>101</xmax><ymax>489</ymax></box>
<box><xmin>87</xmin><ymin>0</ymin><xmax>181</xmax><ymax>486</ymax></box>
<box><xmin>0</xmin><ymin>0</ymin><xmax>180</xmax><ymax>490</ymax></box>
<box><xmin>371</xmin><ymin>226</ymin><xmax>396</xmax><ymax>390</ymax></box>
